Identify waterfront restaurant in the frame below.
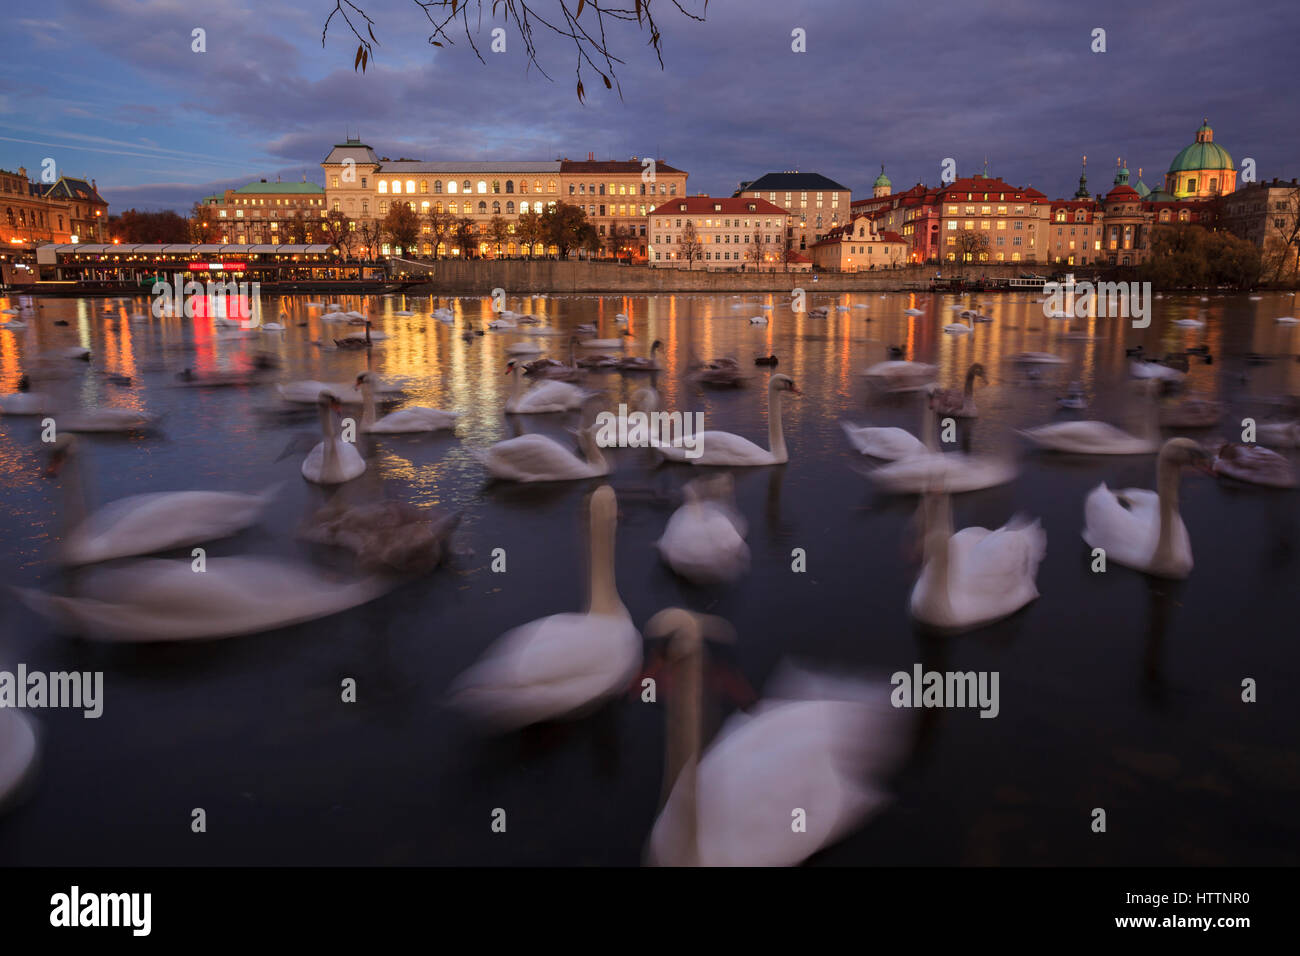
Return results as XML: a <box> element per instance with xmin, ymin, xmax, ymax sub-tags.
<box><xmin>33</xmin><ymin>243</ymin><xmax>362</xmax><ymax>287</ymax></box>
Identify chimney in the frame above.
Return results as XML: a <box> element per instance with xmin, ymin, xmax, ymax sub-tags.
<box><xmin>588</xmin><ymin>152</ymin><xmax>594</xmax><ymax>162</ymax></box>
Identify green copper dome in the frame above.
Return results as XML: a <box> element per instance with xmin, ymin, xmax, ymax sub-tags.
<box><xmin>1133</xmin><ymin>178</ymin><xmax>1151</xmax><ymax>199</ymax></box>
<box><xmin>1168</xmin><ymin>121</ymin><xmax>1233</xmax><ymax>173</ymax></box>
<box><xmin>873</xmin><ymin>166</ymin><xmax>891</xmax><ymax>188</ymax></box>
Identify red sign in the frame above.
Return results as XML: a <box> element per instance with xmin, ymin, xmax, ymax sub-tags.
<box><xmin>187</xmin><ymin>262</ymin><xmax>248</xmax><ymax>271</ymax></box>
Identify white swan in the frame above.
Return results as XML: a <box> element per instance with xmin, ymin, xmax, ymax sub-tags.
<box><xmin>279</xmin><ymin>378</ymin><xmax>399</xmax><ymax>405</ymax></box>
<box><xmin>942</xmin><ymin>314</ymin><xmax>973</xmax><ymax>334</ymax></box>
<box><xmin>1020</xmin><ymin>383</ymin><xmax>1158</xmax><ymax>454</ymax></box>
<box><xmin>47</xmin><ymin>437</ymin><xmax>278</xmax><ymax>565</ymax></box>
<box><xmin>909</xmin><ymin>492</ymin><xmax>1046</xmax><ymax>631</ymax></box>
<box><xmin>0</xmin><ymin>708</ymin><xmax>38</xmax><ymax>810</ymax></box>
<box><xmin>861</xmin><ymin>359</ymin><xmax>937</xmax><ymax>393</ymax></box>
<box><xmin>1173</xmin><ymin>317</ymin><xmax>1204</xmax><ymax>328</ymax></box>
<box><xmin>840</xmin><ymin>422</ymin><xmax>927</xmax><ymax>460</ymax></box>
<box><xmin>579</xmin><ymin>337</ymin><xmax>627</xmax><ymax>349</ymax></box>
<box><xmin>1275</xmin><ymin>316</ymin><xmax>1298</xmax><ymax>325</ymax></box>
<box><xmin>866</xmin><ymin>452</ymin><xmax>1017</xmax><ymax>494</ymax></box>
<box><xmin>15</xmin><ymin>557</ymin><xmax>393</xmax><ymax>642</ymax></box>
<box><xmin>475</xmin><ymin>427</ymin><xmax>609</xmax><ymax>482</ymax></box>
<box><xmin>447</xmin><ymin>485</ymin><xmax>641</xmax><ymax>729</ymax></box>
<box><xmin>1131</xmin><ymin>361</ymin><xmax>1184</xmax><ymax>382</ymax></box>
<box><xmin>503</xmin><ymin>360</ymin><xmax>588</xmax><ymax>414</ymax></box>
<box><xmin>904</xmin><ymin>307</ymin><xmax>924</xmax><ymax>315</ymax></box>
<box><xmin>1081</xmin><ymin>437</ymin><xmax>1209</xmax><ymax>579</ymax></box>
<box><xmin>58</xmin><ymin>407</ymin><xmax>157</xmax><ymax>433</ymax></box>
<box><xmin>645</xmin><ymin>610</ymin><xmax>903</xmax><ymax>867</ymax></box>
<box><xmin>656</xmin><ymin>475</ymin><xmax>750</xmax><ymax>584</ymax></box>
<box><xmin>660</xmin><ymin>373</ymin><xmax>799</xmax><ymax>466</ymax></box>
<box><xmin>1256</xmin><ymin>421</ymin><xmax>1299</xmax><ymax>448</ymax></box>
<box><xmin>302</xmin><ymin>392</ymin><xmax>366</xmax><ymax>484</ymax></box>
<box><xmin>505</xmin><ymin>340</ymin><xmax>542</xmax><ymax>355</ymax></box>
<box><xmin>749</xmin><ymin>315</ymin><xmax>768</xmax><ymax>325</ymax></box>
<box><xmin>356</xmin><ymin>372</ymin><xmax>458</xmax><ymax>434</ymax></box>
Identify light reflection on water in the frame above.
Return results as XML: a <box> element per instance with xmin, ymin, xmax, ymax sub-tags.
<box><xmin>0</xmin><ymin>288</ymin><xmax>1297</xmax><ymax>866</ymax></box>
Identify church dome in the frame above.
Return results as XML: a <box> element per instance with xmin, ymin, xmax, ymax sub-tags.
<box><xmin>873</xmin><ymin>169</ymin><xmax>892</xmax><ymax>188</ymax></box>
<box><xmin>1168</xmin><ymin>120</ymin><xmax>1233</xmax><ymax>174</ymax></box>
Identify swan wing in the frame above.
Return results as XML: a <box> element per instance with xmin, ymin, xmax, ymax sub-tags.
<box><xmin>1082</xmin><ymin>484</ymin><xmax>1179</xmax><ymax>572</ymax></box>
<box><xmin>477</xmin><ymin>434</ymin><xmax>601</xmax><ymax>481</ymax></box>
<box><xmin>661</xmin><ymin>430</ymin><xmax>772</xmax><ymax>466</ymax></box>
<box><xmin>1020</xmin><ymin>422</ymin><xmax>1154</xmax><ymax>454</ymax></box>
<box><xmin>14</xmin><ymin>558</ymin><xmax>392</xmax><ymax>641</ymax></box>
<box><xmin>841</xmin><ymin>424</ymin><xmax>926</xmax><ymax>460</ymax></box>
<box><xmin>449</xmin><ymin>612</ymin><xmax>641</xmax><ymax>729</ymax></box>
<box><xmin>656</xmin><ymin>502</ymin><xmax>750</xmax><ymax>583</ymax></box>
<box><xmin>370</xmin><ymin>407</ymin><xmax>459</xmax><ymax>433</ymax></box>
<box><xmin>64</xmin><ymin>488</ymin><xmax>278</xmax><ymax>564</ymax></box>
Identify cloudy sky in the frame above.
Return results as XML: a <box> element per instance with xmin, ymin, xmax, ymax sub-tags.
<box><xmin>1</xmin><ymin>0</ymin><xmax>1295</xmax><ymax>214</ymax></box>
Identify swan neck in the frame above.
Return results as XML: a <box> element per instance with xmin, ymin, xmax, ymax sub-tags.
<box><xmin>924</xmin><ymin>495</ymin><xmax>953</xmax><ymax>606</ymax></box>
<box><xmin>662</xmin><ymin>633</ymin><xmax>703</xmax><ymax>865</ymax></box>
<box><xmin>1153</xmin><ymin>454</ymin><xmax>1180</xmax><ymax>564</ymax></box>
<box><xmin>360</xmin><ymin>380</ymin><xmax>376</xmax><ymax>429</ymax></box>
<box><xmin>768</xmin><ymin>381</ymin><xmax>787</xmax><ymax>461</ymax></box>
<box><xmin>586</xmin><ymin>498</ymin><xmax>623</xmax><ymax>617</ymax></box>
<box><xmin>964</xmin><ymin>366</ymin><xmax>977</xmax><ymax>397</ymax></box>
<box><xmin>61</xmin><ymin>447</ymin><xmax>90</xmax><ymax>534</ymax></box>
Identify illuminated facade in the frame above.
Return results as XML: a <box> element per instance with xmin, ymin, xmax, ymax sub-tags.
<box><xmin>811</xmin><ymin>216</ymin><xmax>907</xmax><ymax>271</ymax></box>
<box><xmin>201</xmin><ymin>179</ymin><xmax>326</xmax><ymax>244</ymax></box>
<box><xmin>647</xmin><ymin>197</ymin><xmax>789</xmax><ymax>269</ymax></box>
<box><xmin>2</xmin><ymin>166</ymin><xmax>107</xmax><ymax>248</ymax></box>
<box><xmin>734</xmin><ymin>172</ymin><xmax>850</xmax><ymax>253</ymax></box>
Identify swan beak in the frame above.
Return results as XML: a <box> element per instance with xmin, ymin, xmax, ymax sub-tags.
<box><xmin>789</xmin><ymin>385</ymin><xmax>802</xmax><ymax>396</ymax></box>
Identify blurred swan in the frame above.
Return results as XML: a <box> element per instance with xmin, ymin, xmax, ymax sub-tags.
<box><xmin>447</xmin><ymin>486</ymin><xmax>641</xmax><ymax>729</ymax></box>
<box><xmin>1131</xmin><ymin>360</ymin><xmax>1184</xmax><ymax>382</ymax></box>
<box><xmin>278</xmin><ymin>377</ymin><xmax>401</xmax><ymax>405</ymax></box>
<box><xmin>840</xmin><ymin>422</ymin><xmax>926</xmax><ymax>461</ymax></box>
<box><xmin>504</xmin><ymin>360</ymin><xmax>588</xmax><ymax>413</ymax></box>
<box><xmin>656</xmin><ymin>475</ymin><xmax>750</xmax><ymax>584</ymax></box>
<box><xmin>0</xmin><ymin>708</ymin><xmax>38</xmax><ymax>811</ymax></box>
<box><xmin>928</xmin><ymin>363</ymin><xmax>986</xmax><ymax>418</ymax></box>
<box><xmin>1020</xmin><ymin>383</ymin><xmax>1158</xmax><ymax>454</ymax></box>
<box><xmin>1211</xmin><ymin>441</ymin><xmax>1296</xmax><ymax>488</ymax></box>
<box><xmin>660</xmin><ymin>374</ymin><xmax>799</xmax><ymax>466</ymax></box>
<box><xmin>646</xmin><ymin>609</ymin><xmax>903</xmax><ymax>867</ymax></box>
<box><xmin>506</xmin><ymin>340</ymin><xmax>542</xmax><ymax>355</ymax></box>
<box><xmin>301</xmin><ymin>498</ymin><xmax>461</xmax><ymax>573</ymax></box>
<box><xmin>356</xmin><ymin>372</ymin><xmax>457</xmax><ymax>434</ymax></box>
<box><xmin>0</xmin><ymin>375</ymin><xmax>56</xmax><ymax>415</ymax></box>
<box><xmin>1006</xmin><ymin>351</ymin><xmax>1065</xmax><ymax>365</ymax></box>
<box><xmin>1275</xmin><ymin>316</ymin><xmax>1298</xmax><ymax>325</ymax></box>
<box><xmin>942</xmin><ymin>314</ymin><xmax>973</xmax><ymax>334</ymax></box>
<box><xmin>903</xmin><ymin>307</ymin><xmax>924</xmax><ymax>315</ymax></box>
<box><xmin>59</xmin><ymin>407</ymin><xmax>158</xmax><ymax>433</ymax></box>
<box><xmin>476</xmin><ymin>426</ymin><xmax>609</xmax><ymax>482</ymax></box>
<box><xmin>1082</xmin><ymin>437</ymin><xmax>1210</xmax><ymax>578</ymax></box>
<box><xmin>910</xmin><ymin>492</ymin><xmax>1045</xmax><ymax>631</ymax></box>
<box><xmin>1256</xmin><ymin>421</ymin><xmax>1299</xmax><ymax>448</ymax></box>
<box><xmin>15</xmin><ymin>557</ymin><xmax>392</xmax><ymax>642</ymax></box>
<box><xmin>302</xmin><ymin>392</ymin><xmax>365</xmax><ymax>484</ymax></box>
<box><xmin>749</xmin><ymin>314</ymin><xmax>768</xmax><ymax>325</ymax></box>
<box><xmin>1159</xmin><ymin>395</ymin><xmax>1222</xmax><ymax>429</ymax></box>
<box><xmin>615</xmin><ymin>339</ymin><xmax>663</xmax><ymax>371</ymax></box>
<box><xmin>861</xmin><ymin>358</ymin><xmax>937</xmax><ymax>393</ymax></box>
<box><xmin>865</xmin><ymin>452</ymin><xmax>1016</xmax><ymax>494</ymax></box>
<box><xmin>47</xmin><ymin>436</ymin><xmax>278</xmax><ymax>565</ymax></box>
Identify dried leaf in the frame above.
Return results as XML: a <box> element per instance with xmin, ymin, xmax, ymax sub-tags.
<box><xmin>354</xmin><ymin>44</ymin><xmax>364</xmax><ymax>71</ymax></box>
<box><xmin>431</xmin><ymin>40</ymin><xmax>444</xmax><ymax>47</ymax></box>
<box><xmin>601</xmin><ymin>72</ymin><xmax>611</xmax><ymax>89</ymax></box>
<box><xmin>576</xmin><ymin>79</ymin><xmax>585</xmax><ymax>103</ymax></box>
<box><xmin>576</xmin><ymin>0</ymin><xmax>586</xmax><ymax>16</ymax></box>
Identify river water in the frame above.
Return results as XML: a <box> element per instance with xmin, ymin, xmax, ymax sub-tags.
<box><xmin>0</xmin><ymin>288</ymin><xmax>1296</xmax><ymax>865</ymax></box>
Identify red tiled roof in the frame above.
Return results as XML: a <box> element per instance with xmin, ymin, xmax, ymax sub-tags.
<box><xmin>939</xmin><ymin>177</ymin><xmax>1046</xmax><ymax>201</ymax></box>
<box><xmin>880</xmin><ymin>231</ymin><xmax>905</xmax><ymax>243</ymax></box>
<box><xmin>1104</xmin><ymin>185</ymin><xmax>1141</xmax><ymax>202</ymax></box>
<box><xmin>787</xmin><ymin>252</ymin><xmax>812</xmax><ymax>262</ymax></box>
<box><xmin>561</xmin><ymin>160</ymin><xmax>684</xmax><ymax>174</ymax></box>
<box><xmin>649</xmin><ymin>196</ymin><xmax>788</xmax><ymax>215</ymax></box>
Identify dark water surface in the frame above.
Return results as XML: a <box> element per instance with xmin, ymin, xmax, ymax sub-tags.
<box><xmin>0</xmin><ymin>288</ymin><xmax>1297</xmax><ymax>865</ymax></box>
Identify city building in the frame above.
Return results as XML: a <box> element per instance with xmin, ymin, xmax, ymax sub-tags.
<box><xmin>200</xmin><ymin>179</ymin><xmax>327</xmax><ymax>244</ymax></box>
<box><xmin>810</xmin><ymin>216</ymin><xmax>907</xmax><ymax>271</ymax></box>
<box><xmin>2</xmin><ymin>166</ymin><xmax>106</xmax><ymax>247</ymax></box>
<box><xmin>1219</xmin><ymin>178</ymin><xmax>1300</xmax><ymax>278</ymax></box>
<box><xmin>733</xmin><ymin>172</ymin><xmax>850</xmax><ymax>253</ymax></box>
<box><xmin>1165</xmin><ymin>119</ymin><xmax>1236</xmax><ymax>199</ymax></box>
<box><xmin>647</xmin><ymin>196</ymin><xmax>789</xmax><ymax>270</ymax></box>
<box><xmin>560</xmin><ymin>157</ymin><xmax>688</xmax><ymax>260</ymax></box>
<box><xmin>319</xmin><ymin>138</ymin><xmax>687</xmax><ymax>259</ymax></box>
<box><xmin>851</xmin><ymin>182</ymin><xmax>942</xmax><ymax>263</ymax></box>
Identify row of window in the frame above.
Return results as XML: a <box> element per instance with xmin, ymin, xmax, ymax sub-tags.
<box><xmin>366</xmin><ymin>178</ymin><xmax>558</xmax><ymax>196</ymax></box>
<box><xmin>569</xmin><ymin>182</ymin><xmax>677</xmax><ymax>196</ymax></box>
<box><xmin>653</xmin><ymin>234</ymin><xmax>777</xmax><ymax>245</ymax></box>
<box><xmin>948</xmin><ymin>204</ymin><xmax>1029</xmax><ymax>216</ymax></box>
<box><xmin>5</xmin><ymin>207</ymin><xmax>64</xmax><ymax>230</ymax></box>
<box><xmin>946</xmin><ymin>235</ymin><xmax>1028</xmax><ymax>247</ymax></box>
<box><xmin>750</xmin><ymin>192</ymin><xmax>842</xmax><ymax>208</ymax></box>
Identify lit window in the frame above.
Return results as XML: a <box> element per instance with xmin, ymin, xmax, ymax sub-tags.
<box><xmin>377</xmin><ymin>181</ymin><xmax>387</xmax><ymax>193</ymax></box>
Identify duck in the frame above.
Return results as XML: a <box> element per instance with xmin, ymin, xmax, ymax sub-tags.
<box><xmin>660</xmin><ymin>374</ymin><xmax>799</xmax><ymax>466</ymax></box>
<box><xmin>45</xmin><ymin>436</ymin><xmax>278</xmax><ymax>565</ymax></box>
<box><xmin>503</xmin><ymin>360</ymin><xmax>589</xmax><ymax>413</ymax></box>
<box><xmin>1211</xmin><ymin>442</ymin><xmax>1296</xmax><ymax>488</ymax></box>
<box><xmin>615</xmin><ymin>339</ymin><xmax>663</xmax><ymax>371</ymax></box>
<box><xmin>302</xmin><ymin>392</ymin><xmax>366</xmax><ymax>484</ymax></box>
<box><xmin>909</xmin><ymin>491</ymin><xmax>1046</xmax><ymax>631</ymax></box>
<box><xmin>1081</xmin><ymin>437</ymin><xmax>1211</xmax><ymax>579</ymax></box>
<box><xmin>355</xmin><ymin>372</ymin><xmax>458</xmax><ymax>434</ymax></box>
<box><xmin>300</xmin><ymin>498</ymin><xmax>460</xmax><ymax>573</ymax></box>
<box><xmin>655</xmin><ymin>475</ymin><xmax>750</xmax><ymax>584</ymax></box>
<box><xmin>645</xmin><ymin>610</ymin><xmax>903</xmax><ymax>867</ymax></box>
<box><xmin>475</xmin><ymin>426</ymin><xmax>609</xmax><ymax>482</ymax></box>
<box><xmin>753</xmin><ymin>355</ymin><xmax>778</xmax><ymax>367</ymax></box>
<box><xmin>1057</xmin><ymin>382</ymin><xmax>1088</xmax><ymax>410</ymax></box>
<box><xmin>15</xmin><ymin>557</ymin><xmax>393</xmax><ymax>642</ymax></box>
<box><xmin>447</xmin><ymin>486</ymin><xmax>641</xmax><ymax>730</ymax></box>
<box><xmin>840</xmin><ymin>422</ymin><xmax>927</xmax><ymax>461</ymax></box>
<box><xmin>927</xmin><ymin>363</ymin><xmax>986</xmax><ymax>418</ymax></box>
